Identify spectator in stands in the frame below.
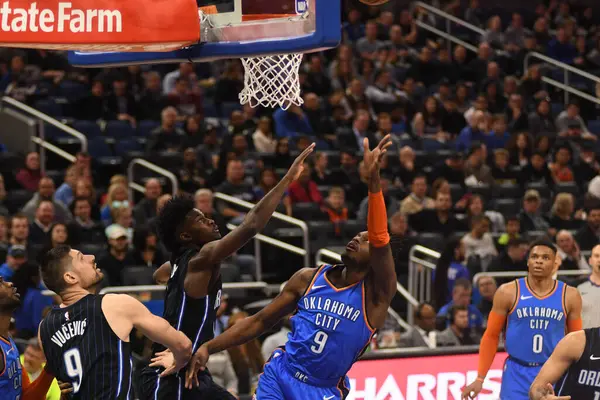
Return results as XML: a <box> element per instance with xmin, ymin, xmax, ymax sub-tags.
<box><xmin>179</xmin><ymin>148</ymin><xmax>207</xmax><ymax>195</ymax></box>
<box><xmin>261</xmin><ymin>317</ymin><xmax>291</xmax><ymax>361</ymax></box>
<box><xmin>575</xmin><ymin>202</ymin><xmax>600</xmax><ymax>251</ymax></box>
<box><xmin>54</xmin><ymin>166</ymin><xmax>79</xmax><ymax>207</ymax></box>
<box><xmin>329</xmin><ymin>150</ymin><xmax>360</xmax><ymax>188</ymax></box>
<box><xmin>19</xmin><ymin>338</ymin><xmax>60</xmax><ymax>397</ymax></box>
<box><xmin>272</xmin><ymin>104</ymin><xmax>313</xmax><ymax>138</ymax></box>
<box><xmin>68</xmin><ymin>197</ymin><xmax>104</xmax><ymax>246</ymax></box>
<box><xmin>356</xmin><ymin>21</ymin><xmax>382</xmax><ymax>60</ymax></box>
<box><xmin>549</xmin><ymin>144</ymin><xmax>575</xmax><ymax>183</ymax></box>
<box><xmin>476</xmin><ymin>275</ymin><xmax>497</xmax><ymax>320</ymax></box>
<box><xmin>338</xmin><ymin>110</ymin><xmax>375</xmax><ymax>152</ymax></box>
<box><xmin>365</xmin><ymin>70</ymin><xmax>403</xmax><ymax>114</ymax></box>
<box><xmin>288</xmin><ymin>161</ymin><xmax>323</xmax><ymax>206</ymax></box>
<box><xmin>442</xmin><ymin>98</ymin><xmax>467</xmax><ymax>136</ymax></box>
<box><xmin>74</xmin><ymin>152</ymin><xmax>92</xmax><ymax>182</ymax></box>
<box><xmin>507</xmin><ymin>131</ymin><xmax>533</xmax><ymax>168</ymax></box>
<box><xmin>464</xmin><ymin>142</ymin><xmax>494</xmax><ymax>186</ymax></box>
<box><xmin>304</xmin><ymin>56</ymin><xmax>331</xmax><ymax>97</ymax></box>
<box><xmin>437</xmin><ymin>278</ymin><xmax>483</xmax><ymax>329</ymax></box>
<box><xmin>463</xmin><ymin>215</ymin><xmax>498</xmax><ymax>261</ymax></box>
<box><xmin>484</xmin><ymin>115</ymin><xmax>510</xmax><ymax>151</ymax></box>
<box><xmin>520</xmin><ymin>65</ymin><xmax>548</xmax><ymax>103</ymax></box>
<box><xmin>469</xmin><ymin>43</ymin><xmax>493</xmax><ymax>83</ymax></box>
<box><xmin>133</xmin><ymin>178</ymin><xmax>161</xmax><ymax>227</ymax></box>
<box><xmin>270</xmin><ymin>138</ymin><xmax>292</xmax><ymax>169</ymax></box>
<box><xmin>216</xmin><ymin>157</ymin><xmax>254</xmax><ymax>212</ymax></box>
<box><xmin>0</xmin><ymin>245</ymin><xmax>27</xmax><ymax>281</ymax></box>
<box><xmin>16</xmin><ymin>151</ymin><xmax>44</xmax><ymax>192</ymax></box>
<box><xmin>505</xmin><ymin>12</ymin><xmax>526</xmax><ymax>52</ymax></box>
<box><xmin>482</xmin><ymin>16</ymin><xmax>505</xmax><ymax>50</ymax></box>
<box><xmin>497</xmin><ymin>216</ymin><xmax>521</xmax><ymax>249</ymax></box>
<box><xmin>75</xmin><ymin>80</ymin><xmax>109</xmax><ymax>121</ymax></box>
<box><xmin>311</xmin><ymin>152</ymin><xmax>330</xmax><ymax>185</ymax></box>
<box><xmin>547</xmin><ymin>27</ymin><xmax>577</xmax><ymax>64</ymax></box>
<box><xmin>434</xmin><ymin>238</ymin><xmax>468</xmax><ymax>307</ymax></box>
<box><xmin>519</xmin><ymin>189</ymin><xmax>550</xmax><ymax>233</ymax></box>
<box><xmin>408</xmin><ymin>46</ymin><xmax>442</xmax><ymax>88</ymax></box>
<box><xmin>556</xmin><ymin>101</ymin><xmax>590</xmax><ymax>135</ymax></box>
<box><xmin>98</xmin><ymin>225</ymin><xmax>135</xmax><ymax>286</ymax></box>
<box><xmin>214</xmin><ymin>62</ymin><xmax>244</xmax><ymax>105</ymax></box>
<box><xmin>576</xmin><ymin>141</ymin><xmax>600</xmax><ymax>185</ymax></box>
<box><xmin>162</xmin><ymin>62</ymin><xmax>197</xmax><ymax>95</ymax></box>
<box><xmin>100</xmin><ymin>183</ymin><xmax>129</xmax><ymax>226</ymax></box>
<box><xmin>72</xmin><ymin>179</ymin><xmax>99</xmax><ymax>220</ymax></box>
<box><xmin>168</xmin><ymin>77</ymin><xmax>202</xmax><ymax>117</ymax></box>
<box><xmin>195</xmin><ymin>189</ymin><xmax>228</xmax><ymax>236</ymax></box>
<box><xmin>520</xmin><ymin>151</ymin><xmax>554</xmax><ymax>188</ymax></box>
<box><xmin>410</xmin><ymin>191</ymin><xmax>467</xmax><ymax>237</ymax></box>
<box><xmin>464</xmin><ymin>0</ymin><xmax>483</xmax><ymax>27</ymax></box>
<box><xmin>0</xmin><ymin>216</ymin><xmax>7</xmax><ymax>261</ymax></box>
<box><xmin>488</xmin><ymin>237</ymin><xmax>529</xmax><ymax>280</ymax></box>
<box><xmin>205</xmin><ymin>351</ymin><xmax>238</xmax><ymax>399</ymax></box>
<box><xmin>437</xmin><ymin>305</ymin><xmax>481</xmax><ymax>346</ymax></box>
<box><xmin>252</xmin><ymin>117</ymin><xmax>276</xmax><ymax>153</ymax></box>
<box><xmin>12</xmin><ymin>262</ymin><xmax>54</xmax><ymax>340</ymax></box>
<box><xmin>395</xmin><ymin>146</ymin><xmax>419</xmax><ymax>187</ymax></box>
<box><xmin>106</xmin><ymin>206</ymin><xmax>133</xmax><ymax>241</ymax></box>
<box><xmin>8</xmin><ymin>214</ymin><xmax>29</xmax><ymax>249</ymax></box>
<box><xmin>556</xmin><ymin>230</ymin><xmax>590</xmax><ymax>271</ymax></box>
<box><xmin>528</xmin><ymin>97</ymin><xmax>557</xmax><ymax>137</ymax></box>
<box><xmin>106</xmin><ymin>78</ymin><xmax>137</xmax><ymax>125</ymax></box>
<box><xmin>226</xmin><ymin>311</ymin><xmax>264</xmax><ymax>395</ymax></box>
<box><xmin>130</xmin><ymin>226</ymin><xmax>167</xmax><ymax>269</ymax></box>
<box><xmin>357</xmin><ymin>177</ymin><xmax>398</xmax><ymax>224</ymax></box>
<box><xmin>28</xmin><ymin>201</ymin><xmax>54</xmax><ymax>246</ymax></box>
<box><xmin>491</xmin><ymin>149</ymin><xmax>518</xmax><ymax>185</ymax></box>
<box><xmin>578</xmin><ymin>245</ymin><xmax>600</xmax><ymax>329</ymax></box>
<box><xmin>253</xmin><ymin>168</ymin><xmax>292</xmax><ymax>217</ymax></box>
<box><xmin>48</xmin><ymin>223</ymin><xmax>69</xmax><ymax>248</ymax></box>
<box><xmin>413</xmin><ymin>96</ymin><xmax>442</xmax><ymax>135</ymax></box>
<box><xmin>21</xmin><ymin>177</ymin><xmax>72</xmax><ymax>223</ymax></box>
<box><xmin>138</xmin><ymin>71</ymin><xmax>168</xmax><ymax>121</ymax></box>
<box><xmin>400</xmin><ymin>174</ymin><xmax>434</xmax><ymax>216</ymax></box>
<box><xmin>399</xmin><ymin>302</ymin><xmax>437</xmax><ymax>348</ymax></box>
<box><xmin>146</xmin><ymin>106</ymin><xmax>185</xmax><ymax>153</ymax></box>
<box><xmin>506</xmin><ymin>94</ymin><xmax>529</xmax><ymax>132</ymax></box>
<box><xmin>456</xmin><ymin>110</ymin><xmax>487</xmax><ymax>153</ymax></box>
<box><xmin>323</xmin><ymin>187</ymin><xmax>348</xmax><ymax>233</ymax></box>
<box><xmin>549</xmin><ymin>193</ymin><xmax>584</xmax><ymax>231</ymax></box>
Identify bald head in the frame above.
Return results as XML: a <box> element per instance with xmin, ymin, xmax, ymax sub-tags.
<box><xmin>556</xmin><ymin>230</ymin><xmax>576</xmax><ymax>254</ymax></box>
<box><xmin>589</xmin><ymin>244</ymin><xmax>600</xmax><ymax>271</ymax></box>
<box><xmin>145</xmin><ymin>179</ymin><xmax>162</xmax><ymax>200</ymax></box>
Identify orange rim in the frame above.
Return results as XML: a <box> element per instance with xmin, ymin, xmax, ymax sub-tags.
<box><xmin>242</xmin><ymin>14</ymin><xmax>298</xmax><ymax>22</ymax></box>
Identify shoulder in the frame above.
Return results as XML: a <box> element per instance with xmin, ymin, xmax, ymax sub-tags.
<box><xmin>495</xmin><ymin>281</ymin><xmax>518</xmax><ymax>306</ymax></box>
<box><xmin>285</xmin><ymin>267</ymin><xmax>323</xmax><ymax>296</ymax></box>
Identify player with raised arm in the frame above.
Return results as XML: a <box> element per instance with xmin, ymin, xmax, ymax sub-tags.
<box><xmin>152</xmin><ymin>135</ymin><xmax>396</xmax><ymax>400</ymax></box>
<box><xmin>140</xmin><ymin>144</ymin><xmax>316</xmax><ymax>399</ymax></box>
<box><xmin>462</xmin><ymin>240</ymin><xmax>583</xmax><ymax>400</ymax></box>
<box><xmin>38</xmin><ymin>246</ymin><xmax>193</xmax><ymax>399</ymax></box>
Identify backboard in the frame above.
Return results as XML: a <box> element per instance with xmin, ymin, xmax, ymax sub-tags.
<box><xmin>67</xmin><ymin>0</ymin><xmax>340</xmax><ymax>67</ymax></box>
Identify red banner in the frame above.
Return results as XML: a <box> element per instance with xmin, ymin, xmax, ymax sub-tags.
<box><xmin>347</xmin><ymin>352</ymin><xmax>507</xmax><ymax>400</ymax></box>
<box><xmin>0</xmin><ymin>0</ymin><xmax>200</xmax><ymax>51</ymax></box>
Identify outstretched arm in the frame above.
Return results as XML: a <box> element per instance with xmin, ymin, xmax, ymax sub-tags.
<box><xmin>363</xmin><ymin>136</ymin><xmax>396</xmax><ymax>316</ymax></box>
<box><xmin>191</xmin><ymin>144</ymin><xmax>315</xmax><ymax>269</ymax></box>
<box><xmin>184</xmin><ymin>268</ymin><xmax>314</xmax><ymax>388</ymax></box>
<box><xmin>529</xmin><ymin>331</ymin><xmax>584</xmax><ymax>400</ymax></box>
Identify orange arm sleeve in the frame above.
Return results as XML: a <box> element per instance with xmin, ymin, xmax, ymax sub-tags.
<box><xmin>21</xmin><ymin>367</ymin><xmax>54</xmax><ymax>400</ymax></box>
<box><xmin>477</xmin><ymin>311</ymin><xmax>506</xmax><ymax>379</ymax></box>
<box><xmin>567</xmin><ymin>318</ymin><xmax>583</xmax><ymax>333</ymax></box>
<box><xmin>368</xmin><ymin>191</ymin><xmax>389</xmax><ymax>248</ymax></box>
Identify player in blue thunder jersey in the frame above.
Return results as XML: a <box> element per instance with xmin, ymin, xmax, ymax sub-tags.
<box><xmin>149</xmin><ymin>135</ymin><xmax>396</xmax><ymax>399</ymax></box>
<box><xmin>0</xmin><ymin>277</ymin><xmax>22</xmax><ymax>400</ymax></box>
<box><xmin>463</xmin><ymin>240</ymin><xmax>583</xmax><ymax>400</ymax></box>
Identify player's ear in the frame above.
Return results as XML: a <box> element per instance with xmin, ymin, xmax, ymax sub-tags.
<box><xmin>63</xmin><ymin>270</ymin><xmax>78</xmax><ymax>286</ymax></box>
<box><xmin>179</xmin><ymin>231</ymin><xmax>191</xmax><ymax>242</ymax></box>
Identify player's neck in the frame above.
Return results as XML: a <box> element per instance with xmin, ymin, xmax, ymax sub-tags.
<box><xmin>60</xmin><ymin>288</ymin><xmax>91</xmax><ymax>307</ymax></box>
<box><xmin>590</xmin><ymin>269</ymin><xmax>600</xmax><ymax>285</ymax></box>
<box><xmin>343</xmin><ymin>265</ymin><xmax>367</xmax><ymax>285</ymax></box>
<box><xmin>0</xmin><ymin>314</ymin><xmax>11</xmax><ymax>338</ymax></box>
<box><xmin>527</xmin><ymin>276</ymin><xmax>555</xmax><ymax>295</ymax></box>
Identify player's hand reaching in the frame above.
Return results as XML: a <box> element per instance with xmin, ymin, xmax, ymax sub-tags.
<box><xmin>461</xmin><ymin>379</ymin><xmax>483</xmax><ymax>399</ymax></box>
<box><xmin>58</xmin><ymin>381</ymin><xmax>73</xmax><ymax>400</ymax></box>
<box><xmin>285</xmin><ymin>143</ymin><xmax>316</xmax><ymax>181</ymax></box>
<box><xmin>531</xmin><ymin>383</ymin><xmax>572</xmax><ymax>400</ymax></box>
<box><xmin>148</xmin><ymin>349</ymin><xmax>187</xmax><ymax>377</ymax></box>
<box><xmin>363</xmin><ymin>134</ymin><xmax>393</xmax><ymax>175</ymax></box>
<box><xmin>185</xmin><ymin>344</ymin><xmax>210</xmax><ymax>389</ymax></box>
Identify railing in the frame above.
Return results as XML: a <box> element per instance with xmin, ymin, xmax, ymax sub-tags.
<box><xmin>126</xmin><ymin>158</ymin><xmax>179</xmax><ymax>200</ymax></box>
<box><xmin>524</xmin><ymin>51</ymin><xmax>600</xmax><ymax>106</ymax></box>
<box><xmin>407</xmin><ymin>245</ymin><xmax>441</xmax><ymax>325</ymax></box>
<box><xmin>412</xmin><ymin>1</ymin><xmax>483</xmax><ymax>54</ymax></box>
<box><xmin>215</xmin><ymin>192</ymin><xmax>310</xmax><ymax>279</ymax></box>
<box><xmin>315</xmin><ymin>247</ymin><xmax>417</xmax><ymax>332</ymax></box>
<box><xmin>1</xmin><ymin>96</ymin><xmax>87</xmax><ymax>173</ymax></box>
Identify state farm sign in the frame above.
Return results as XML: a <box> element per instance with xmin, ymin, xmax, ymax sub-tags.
<box><xmin>347</xmin><ymin>352</ymin><xmax>507</xmax><ymax>400</ymax></box>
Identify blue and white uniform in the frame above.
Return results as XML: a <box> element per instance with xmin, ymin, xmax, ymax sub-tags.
<box><xmin>502</xmin><ymin>278</ymin><xmax>567</xmax><ymax>399</ymax></box>
<box><xmin>0</xmin><ymin>336</ymin><xmax>22</xmax><ymax>399</ymax></box>
<box><xmin>255</xmin><ymin>264</ymin><xmax>375</xmax><ymax>400</ymax></box>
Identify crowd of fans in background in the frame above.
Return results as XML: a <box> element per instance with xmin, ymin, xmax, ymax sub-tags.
<box><xmin>1</xmin><ymin>0</ymin><xmax>600</xmax><ymax>396</ymax></box>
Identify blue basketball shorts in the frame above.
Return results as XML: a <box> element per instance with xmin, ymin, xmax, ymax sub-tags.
<box><xmin>500</xmin><ymin>357</ymin><xmax>542</xmax><ymax>400</ymax></box>
<box><xmin>254</xmin><ymin>348</ymin><xmax>350</xmax><ymax>400</ymax></box>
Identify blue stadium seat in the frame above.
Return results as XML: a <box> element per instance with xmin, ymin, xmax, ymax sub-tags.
<box><xmin>220</xmin><ymin>102</ymin><xmax>243</xmax><ymax>118</ymax></box>
<box><xmin>493</xmin><ymin>198</ymin><xmax>520</xmax><ymax>216</ymax></box>
<box><xmin>422</xmin><ymin>138</ymin><xmax>448</xmax><ymax>152</ymax></box>
<box><xmin>87</xmin><ymin>137</ymin><xmax>113</xmax><ymax>158</ymax></box>
<box><xmin>203</xmin><ymin>100</ymin><xmax>218</xmax><ymax>118</ymax></box>
<box><xmin>59</xmin><ymin>81</ymin><xmax>87</xmax><ymax>101</ymax></box>
<box><xmin>72</xmin><ymin>120</ymin><xmax>102</xmax><ymax>138</ymax></box>
<box><xmin>137</xmin><ymin>120</ymin><xmax>160</xmax><ymax>137</ymax></box>
<box><xmin>105</xmin><ymin>120</ymin><xmax>136</xmax><ymax>138</ymax></box>
<box><xmin>551</xmin><ymin>103</ymin><xmax>563</xmax><ymax>117</ymax></box>
<box><xmin>588</xmin><ymin>120</ymin><xmax>600</xmax><ymax>135</ymax></box>
<box><xmin>34</xmin><ymin>99</ymin><xmax>62</xmax><ymax>117</ymax></box>
<box><xmin>43</xmin><ymin>123</ymin><xmax>68</xmax><ymax>139</ymax></box>
<box><xmin>114</xmin><ymin>138</ymin><xmax>144</xmax><ymax>156</ymax></box>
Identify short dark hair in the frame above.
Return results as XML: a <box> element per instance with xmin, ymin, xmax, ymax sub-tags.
<box><xmin>529</xmin><ymin>238</ymin><xmax>557</xmax><ymax>255</ymax></box>
<box><xmin>449</xmin><ymin>304</ymin><xmax>468</xmax><ymax>321</ymax></box>
<box><xmin>507</xmin><ymin>237</ymin><xmax>528</xmax><ymax>248</ymax></box>
<box><xmin>40</xmin><ymin>245</ymin><xmax>72</xmax><ymax>294</ymax></box>
<box><xmin>157</xmin><ymin>195</ymin><xmax>195</xmax><ymax>253</ymax></box>
<box><xmin>453</xmin><ymin>278</ymin><xmax>472</xmax><ymax>291</ymax></box>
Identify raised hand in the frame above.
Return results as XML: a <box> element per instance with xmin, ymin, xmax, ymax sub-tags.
<box><xmin>185</xmin><ymin>345</ymin><xmax>210</xmax><ymax>389</ymax></box>
<box><xmin>286</xmin><ymin>143</ymin><xmax>316</xmax><ymax>181</ymax></box>
<box><xmin>363</xmin><ymin>135</ymin><xmax>393</xmax><ymax>175</ymax></box>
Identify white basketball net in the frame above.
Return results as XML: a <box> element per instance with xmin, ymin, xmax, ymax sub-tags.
<box><xmin>239</xmin><ymin>53</ymin><xmax>304</xmax><ymax>110</ymax></box>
